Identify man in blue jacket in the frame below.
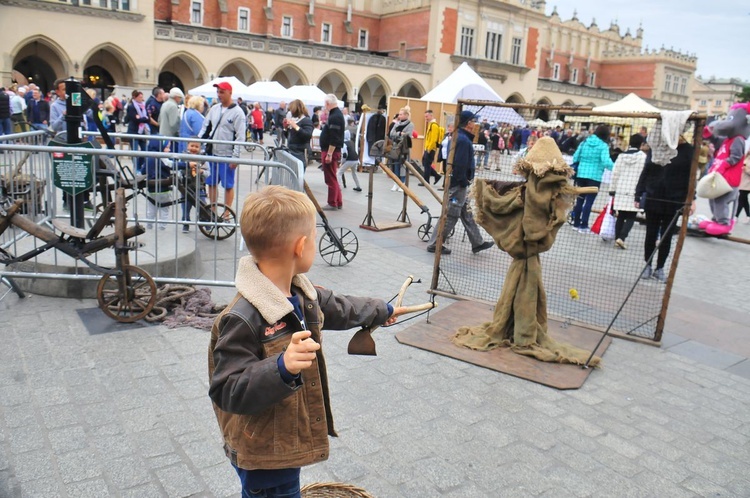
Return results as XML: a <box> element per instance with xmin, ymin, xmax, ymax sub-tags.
<box><xmin>426</xmin><ymin>110</ymin><xmax>493</xmax><ymax>255</ymax></box>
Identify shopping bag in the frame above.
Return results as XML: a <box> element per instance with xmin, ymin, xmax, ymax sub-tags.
<box><xmin>599</xmin><ymin>200</ymin><xmax>616</xmax><ymax>241</ymax></box>
<box><xmin>591</xmin><ymin>197</ymin><xmax>615</xmax><ymax>241</ymax></box>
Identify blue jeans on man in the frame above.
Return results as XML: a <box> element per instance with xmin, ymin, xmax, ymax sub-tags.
<box><xmin>0</xmin><ymin>118</ymin><xmax>12</xmax><ymax>135</ymax></box>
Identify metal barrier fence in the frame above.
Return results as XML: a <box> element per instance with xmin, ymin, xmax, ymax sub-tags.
<box><xmin>429</xmin><ymin>101</ymin><xmax>705</xmax><ymax>343</ymax></box>
<box><xmin>0</xmin><ymin>130</ymin><xmax>302</xmax><ymax>296</ymax></box>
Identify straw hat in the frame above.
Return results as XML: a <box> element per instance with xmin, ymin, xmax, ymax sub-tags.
<box><xmin>515</xmin><ymin>136</ymin><xmax>573</xmax><ymax>177</ymax></box>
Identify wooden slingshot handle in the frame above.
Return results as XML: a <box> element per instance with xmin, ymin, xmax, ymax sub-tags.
<box><xmin>347</xmin><ymin>275</ymin><xmax>437</xmax><ymax>356</ymax></box>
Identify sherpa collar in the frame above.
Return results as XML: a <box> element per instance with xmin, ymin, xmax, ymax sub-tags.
<box><xmin>235</xmin><ymin>256</ymin><xmax>318</xmax><ymax>325</ymax></box>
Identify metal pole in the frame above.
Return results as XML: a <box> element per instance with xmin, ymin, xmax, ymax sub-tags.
<box><xmin>65</xmin><ymin>78</ymin><xmax>85</xmax><ymax>228</ymax></box>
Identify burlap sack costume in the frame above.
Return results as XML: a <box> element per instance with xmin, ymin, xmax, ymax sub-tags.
<box><xmin>452</xmin><ymin>137</ymin><xmax>601</xmax><ymax>367</ymax></box>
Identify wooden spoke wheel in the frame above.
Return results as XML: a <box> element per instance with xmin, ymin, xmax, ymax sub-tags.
<box><xmin>199</xmin><ymin>203</ymin><xmax>237</xmax><ymax>240</ymax></box>
<box><xmin>319</xmin><ymin>227</ymin><xmax>358</xmax><ymax>266</ymax></box>
<box><xmin>96</xmin><ymin>264</ymin><xmax>156</xmax><ymax>323</ymax></box>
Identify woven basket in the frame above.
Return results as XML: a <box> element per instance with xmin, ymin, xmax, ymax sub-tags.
<box><xmin>301</xmin><ymin>482</ymin><xmax>374</xmax><ymax>498</ymax></box>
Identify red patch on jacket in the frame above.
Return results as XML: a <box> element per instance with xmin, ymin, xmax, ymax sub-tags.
<box><xmin>264</xmin><ymin>321</ymin><xmax>287</xmax><ymax>337</ymax></box>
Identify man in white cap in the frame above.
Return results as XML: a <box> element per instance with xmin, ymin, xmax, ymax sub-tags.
<box><xmin>158</xmin><ymin>87</ymin><xmax>184</xmax><ymax>138</ymax></box>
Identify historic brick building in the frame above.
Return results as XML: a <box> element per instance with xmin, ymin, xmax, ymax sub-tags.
<box><xmin>1</xmin><ymin>0</ymin><xmax>698</xmax><ymax>112</ymax></box>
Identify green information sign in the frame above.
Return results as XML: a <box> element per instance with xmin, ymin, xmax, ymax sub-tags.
<box><xmin>49</xmin><ymin>140</ymin><xmax>94</xmax><ymax>195</ymax></box>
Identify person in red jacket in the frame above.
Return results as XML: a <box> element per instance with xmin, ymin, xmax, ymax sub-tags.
<box><xmin>249</xmin><ymin>102</ymin><xmax>265</xmax><ymax>144</ymax></box>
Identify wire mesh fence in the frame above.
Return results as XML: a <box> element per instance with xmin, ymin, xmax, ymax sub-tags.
<box><xmin>430</xmin><ymin>101</ymin><xmax>704</xmax><ymax>342</ymax></box>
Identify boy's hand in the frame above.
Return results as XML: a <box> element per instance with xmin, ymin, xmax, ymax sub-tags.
<box><xmin>384</xmin><ymin>306</ymin><xmax>408</xmax><ymax>326</ymax></box>
<box><xmin>283</xmin><ymin>331</ymin><xmax>320</xmax><ymax>375</ymax></box>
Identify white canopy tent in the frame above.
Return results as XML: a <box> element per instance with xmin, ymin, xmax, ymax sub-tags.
<box><xmin>284</xmin><ymin>85</ymin><xmax>344</xmax><ymax>109</ymax></box>
<box><xmin>421</xmin><ymin>62</ymin><xmax>526</xmax><ymax>126</ymax></box>
<box><xmin>244</xmin><ymin>81</ymin><xmax>288</xmax><ymax>106</ymax></box>
<box><xmin>187</xmin><ymin>76</ymin><xmax>251</xmax><ymax>101</ymax></box>
<box><xmin>565</xmin><ymin>93</ymin><xmax>660</xmax><ymax>125</ymax></box>
<box><xmin>527</xmin><ymin>118</ymin><xmax>548</xmax><ymax>128</ymax></box>
<box><xmin>593</xmin><ymin>93</ymin><xmax>660</xmax><ymax>113</ymax></box>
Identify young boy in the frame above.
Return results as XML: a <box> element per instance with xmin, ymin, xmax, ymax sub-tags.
<box><xmin>208</xmin><ymin>186</ymin><xmax>404</xmax><ymax>497</ymax></box>
<box><xmin>176</xmin><ymin>140</ymin><xmax>207</xmax><ymax>232</ymax></box>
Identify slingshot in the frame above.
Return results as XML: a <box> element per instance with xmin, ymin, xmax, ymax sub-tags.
<box><xmin>347</xmin><ymin>275</ymin><xmax>437</xmax><ymax>356</ymax></box>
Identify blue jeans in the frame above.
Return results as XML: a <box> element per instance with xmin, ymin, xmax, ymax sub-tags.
<box><xmin>0</xmin><ymin>117</ymin><xmax>12</xmax><ymax>135</ymax></box>
<box><xmin>233</xmin><ymin>465</ymin><xmax>301</xmax><ymax>498</ymax></box>
<box><xmin>131</xmin><ymin>137</ymin><xmax>147</xmax><ymax>173</ymax></box>
<box><xmin>572</xmin><ymin>177</ymin><xmax>601</xmax><ymax>229</ymax></box>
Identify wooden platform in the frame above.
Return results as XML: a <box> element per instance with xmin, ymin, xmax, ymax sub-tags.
<box><xmin>395</xmin><ymin>300</ymin><xmax>611</xmax><ymax>390</ymax></box>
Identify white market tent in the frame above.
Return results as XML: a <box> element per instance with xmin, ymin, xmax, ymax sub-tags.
<box><xmin>188</xmin><ymin>76</ymin><xmax>251</xmax><ymax>100</ymax></box>
<box><xmin>593</xmin><ymin>92</ymin><xmax>660</xmax><ymax>113</ymax></box>
<box><xmin>527</xmin><ymin>118</ymin><xmax>548</xmax><ymax>128</ymax></box>
<box><xmin>244</xmin><ymin>80</ymin><xmax>288</xmax><ymax>106</ymax></box>
<box><xmin>421</xmin><ymin>62</ymin><xmax>503</xmax><ymax>103</ymax></box>
<box><xmin>565</xmin><ymin>93</ymin><xmax>660</xmax><ymax>125</ymax></box>
<box><xmin>421</xmin><ymin>62</ymin><xmax>526</xmax><ymax>126</ymax></box>
<box><xmin>284</xmin><ymin>85</ymin><xmax>344</xmax><ymax>109</ymax></box>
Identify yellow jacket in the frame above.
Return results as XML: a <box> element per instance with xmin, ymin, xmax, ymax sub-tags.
<box><xmin>424</xmin><ymin>120</ymin><xmax>441</xmax><ymax>152</ymax></box>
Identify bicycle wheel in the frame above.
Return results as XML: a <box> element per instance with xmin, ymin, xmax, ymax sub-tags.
<box><xmin>96</xmin><ymin>264</ymin><xmax>156</xmax><ymax>323</ymax></box>
<box><xmin>198</xmin><ymin>203</ymin><xmax>237</xmax><ymax>240</ymax></box>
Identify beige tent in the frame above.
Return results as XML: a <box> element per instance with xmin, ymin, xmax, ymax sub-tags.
<box><xmin>592</xmin><ymin>93</ymin><xmax>660</xmax><ymax>113</ymax></box>
<box><xmin>565</xmin><ymin>92</ymin><xmax>659</xmax><ymax>127</ymax></box>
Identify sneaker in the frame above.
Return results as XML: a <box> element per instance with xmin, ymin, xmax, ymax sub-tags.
<box><xmin>426</xmin><ymin>245</ymin><xmax>451</xmax><ymax>255</ymax></box>
<box><xmin>83</xmin><ymin>201</ymin><xmax>95</xmax><ymax>211</ymax></box>
<box><xmin>578</xmin><ymin>228</ymin><xmax>592</xmax><ymax>234</ymax></box>
<box><xmin>652</xmin><ymin>268</ymin><xmax>666</xmax><ymax>283</ymax></box>
<box><xmin>640</xmin><ymin>266</ymin><xmax>653</xmax><ymax>280</ymax></box>
<box><xmin>353</xmin><ymin>187</ymin><xmax>362</xmax><ymax>192</ymax></box>
<box><xmin>146</xmin><ymin>223</ymin><xmax>154</xmax><ymax>230</ymax></box>
<box><xmin>472</xmin><ymin>241</ymin><xmax>494</xmax><ymax>254</ymax></box>
<box><xmin>182</xmin><ymin>225</ymin><xmax>190</xmax><ymax>233</ymax></box>
<box><xmin>158</xmin><ymin>225</ymin><xmax>167</xmax><ymax>231</ymax></box>
<box><xmin>397</xmin><ymin>188</ymin><xmax>404</xmax><ymax>192</ymax></box>
<box><xmin>615</xmin><ymin>238</ymin><xmax>626</xmax><ymax>249</ymax></box>
<box><xmin>391</xmin><ymin>184</ymin><xmax>398</xmax><ymax>192</ymax></box>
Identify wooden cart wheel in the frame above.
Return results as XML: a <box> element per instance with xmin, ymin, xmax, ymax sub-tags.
<box><xmin>199</xmin><ymin>203</ymin><xmax>237</xmax><ymax>240</ymax></box>
<box><xmin>96</xmin><ymin>264</ymin><xmax>157</xmax><ymax>323</ymax></box>
<box><xmin>319</xmin><ymin>227</ymin><xmax>358</xmax><ymax>266</ymax></box>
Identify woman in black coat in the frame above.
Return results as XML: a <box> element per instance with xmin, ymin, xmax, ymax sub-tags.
<box><xmin>634</xmin><ymin>137</ymin><xmax>696</xmax><ymax>282</ymax></box>
<box><xmin>284</xmin><ymin>99</ymin><xmax>314</xmax><ymax>169</ymax></box>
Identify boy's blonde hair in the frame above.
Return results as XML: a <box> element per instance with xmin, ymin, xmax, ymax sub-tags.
<box><xmin>241</xmin><ymin>186</ymin><xmax>316</xmax><ymax>259</ymax></box>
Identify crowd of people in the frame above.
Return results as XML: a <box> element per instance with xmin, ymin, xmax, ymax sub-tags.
<box><xmin>5</xmin><ymin>80</ymin><xmax>746</xmax><ymax>277</ymax></box>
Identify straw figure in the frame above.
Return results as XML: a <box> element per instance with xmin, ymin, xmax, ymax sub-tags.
<box><xmin>452</xmin><ymin>137</ymin><xmax>602</xmax><ymax>367</ymax></box>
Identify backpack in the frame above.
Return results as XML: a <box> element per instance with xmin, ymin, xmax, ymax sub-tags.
<box><xmin>435</xmin><ymin>124</ymin><xmax>445</xmax><ymax>146</ymax></box>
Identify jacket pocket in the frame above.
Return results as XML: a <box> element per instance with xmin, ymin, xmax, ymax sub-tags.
<box><xmin>240</xmin><ymin>389</ymin><xmax>314</xmax><ymax>456</ymax></box>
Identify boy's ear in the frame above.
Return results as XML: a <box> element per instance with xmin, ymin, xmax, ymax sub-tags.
<box><xmin>293</xmin><ymin>235</ymin><xmax>307</xmax><ymax>257</ymax></box>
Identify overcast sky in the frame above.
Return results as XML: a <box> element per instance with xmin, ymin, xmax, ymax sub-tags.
<box><xmin>548</xmin><ymin>1</ymin><xmax>750</xmax><ymax>82</ymax></box>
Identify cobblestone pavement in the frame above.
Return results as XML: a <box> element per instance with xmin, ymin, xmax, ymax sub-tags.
<box><xmin>1</xmin><ymin>159</ymin><xmax>749</xmax><ymax>497</ymax></box>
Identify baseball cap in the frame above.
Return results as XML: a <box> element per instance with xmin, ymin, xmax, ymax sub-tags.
<box><xmin>169</xmin><ymin>87</ymin><xmax>184</xmax><ymax>99</ymax></box>
<box><xmin>459</xmin><ymin>110</ymin><xmax>478</xmax><ymax>126</ymax></box>
<box><xmin>213</xmin><ymin>81</ymin><xmax>232</xmax><ymax>93</ymax></box>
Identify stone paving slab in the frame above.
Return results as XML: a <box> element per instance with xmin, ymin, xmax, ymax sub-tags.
<box><xmin>1</xmin><ymin>162</ymin><xmax>749</xmax><ymax>497</ymax></box>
